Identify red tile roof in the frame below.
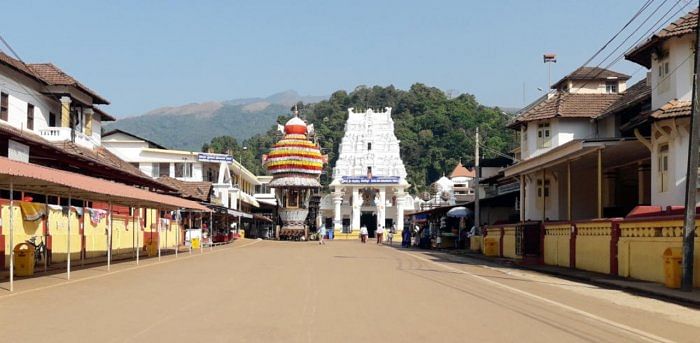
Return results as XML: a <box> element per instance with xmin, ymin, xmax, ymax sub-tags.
<box><xmin>0</xmin><ymin>156</ymin><xmax>209</xmax><ymax>211</ymax></box>
<box><xmin>157</xmin><ymin>176</ymin><xmax>212</xmax><ymax>202</ymax></box>
<box><xmin>651</xmin><ymin>99</ymin><xmax>692</xmax><ymax>119</ymax></box>
<box><xmin>449</xmin><ymin>162</ymin><xmax>475</xmax><ymax>178</ymax></box>
<box><xmin>600</xmin><ymin>79</ymin><xmax>651</xmax><ymax>117</ymax></box>
<box><xmin>509</xmin><ymin>93</ymin><xmax>621</xmax><ymax>127</ymax></box>
<box><xmin>28</xmin><ymin>63</ymin><xmax>109</xmax><ymax>105</ymax></box>
<box><xmin>626</xmin><ymin>8</ymin><xmax>698</xmax><ymax>68</ymax></box>
<box><xmin>552</xmin><ymin>67</ymin><xmax>630</xmax><ymax>89</ymax></box>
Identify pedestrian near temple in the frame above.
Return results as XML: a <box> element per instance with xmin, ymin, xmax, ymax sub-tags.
<box><xmin>318</xmin><ymin>224</ymin><xmax>326</xmax><ymax>245</ymax></box>
<box><xmin>376</xmin><ymin>224</ymin><xmax>384</xmax><ymax>245</ymax></box>
<box><xmin>360</xmin><ymin>225</ymin><xmax>368</xmax><ymax>243</ymax></box>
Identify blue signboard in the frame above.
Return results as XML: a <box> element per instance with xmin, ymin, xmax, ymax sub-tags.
<box><xmin>341</xmin><ymin>176</ymin><xmax>400</xmax><ymax>184</ymax></box>
<box><xmin>198</xmin><ymin>153</ymin><xmax>234</xmax><ymax>163</ymax></box>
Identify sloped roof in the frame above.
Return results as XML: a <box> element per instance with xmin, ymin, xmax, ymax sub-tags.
<box><xmin>28</xmin><ymin>63</ymin><xmax>109</xmax><ymax>105</ymax></box>
<box><xmin>157</xmin><ymin>176</ymin><xmax>212</xmax><ymax>202</ymax></box>
<box><xmin>102</xmin><ymin>128</ymin><xmax>167</xmax><ymax>149</ymax></box>
<box><xmin>600</xmin><ymin>79</ymin><xmax>651</xmax><ymax>117</ymax></box>
<box><xmin>0</xmin><ymin>51</ymin><xmax>39</xmax><ymax>82</ymax></box>
<box><xmin>626</xmin><ymin>8</ymin><xmax>698</xmax><ymax>68</ymax></box>
<box><xmin>651</xmin><ymin>99</ymin><xmax>692</xmax><ymax>119</ymax></box>
<box><xmin>509</xmin><ymin>93</ymin><xmax>621</xmax><ymax>127</ymax></box>
<box><xmin>552</xmin><ymin>67</ymin><xmax>630</xmax><ymax>89</ymax></box>
<box><xmin>449</xmin><ymin>162</ymin><xmax>475</xmax><ymax>178</ymax></box>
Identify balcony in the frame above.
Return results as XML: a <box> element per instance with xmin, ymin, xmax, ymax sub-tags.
<box><xmin>39</xmin><ymin>127</ymin><xmax>97</xmax><ymax>149</ymax></box>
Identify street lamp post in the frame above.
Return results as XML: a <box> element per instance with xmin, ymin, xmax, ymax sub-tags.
<box><xmin>237</xmin><ymin>146</ymin><xmax>247</xmax><ymax>235</ymax></box>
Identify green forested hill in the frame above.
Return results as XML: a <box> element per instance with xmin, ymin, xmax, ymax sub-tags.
<box><xmin>206</xmin><ymin>84</ymin><xmax>516</xmax><ymax>193</ymax></box>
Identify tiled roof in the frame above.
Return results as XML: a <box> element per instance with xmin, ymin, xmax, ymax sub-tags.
<box><xmin>626</xmin><ymin>8</ymin><xmax>698</xmax><ymax>68</ymax></box>
<box><xmin>600</xmin><ymin>79</ymin><xmax>651</xmax><ymax>117</ymax></box>
<box><xmin>509</xmin><ymin>93</ymin><xmax>621</xmax><ymax>127</ymax></box>
<box><xmin>0</xmin><ymin>51</ymin><xmax>40</xmax><ymax>81</ymax></box>
<box><xmin>651</xmin><ymin>99</ymin><xmax>692</xmax><ymax>119</ymax></box>
<box><xmin>449</xmin><ymin>162</ymin><xmax>475</xmax><ymax>178</ymax></box>
<box><xmin>28</xmin><ymin>63</ymin><xmax>109</xmax><ymax>105</ymax></box>
<box><xmin>157</xmin><ymin>176</ymin><xmax>212</xmax><ymax>202</ymax></box>
<box><xmin>92</xmin><ymin>106</ymin><xmax>116</xmax><ymax>122</ymax></box>
<box><xmin>552</xmin><ymin>67</ymin><xmax>630</xmax><ymax>89</ymax></box>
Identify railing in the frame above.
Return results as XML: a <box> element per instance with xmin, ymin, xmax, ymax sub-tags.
<box><xmin>39</xmin><ymin>127</ymin><xmax>98</xmax><ymax>149</ymax></box>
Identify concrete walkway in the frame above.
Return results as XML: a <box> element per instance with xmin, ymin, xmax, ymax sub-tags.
<box><xmin>1</xmin><ymin>239</ymin><xmax>699</xmax><ymax>342</ymax></box>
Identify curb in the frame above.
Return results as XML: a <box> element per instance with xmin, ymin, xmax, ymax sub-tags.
<box><xmin>443</xmin><ymin>250</ymin><xmax>700</xmax><ymax>307</ymax></box>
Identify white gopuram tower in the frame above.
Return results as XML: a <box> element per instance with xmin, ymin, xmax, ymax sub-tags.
<box><xmin>321</xmin><ymin>107</ymin><xmax>413</xmax><ymax>239</ymax></box>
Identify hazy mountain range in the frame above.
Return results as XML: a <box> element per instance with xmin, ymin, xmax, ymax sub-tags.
<box><xmin>105</xmin><ymin>90</ymin><xmax>326</xmax><ymax>151</ymax></box>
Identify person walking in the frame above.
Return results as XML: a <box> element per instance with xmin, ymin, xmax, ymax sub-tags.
<box><xmin>387</xmin><ymin>224</ymin><xmax>396</xmax><ymax>246</ymax></box>
<box><xmin>402</xmin><ymin>226</ymin><xmax>411</xmax><ymax>247</ymax></box>
<box><xmin>376</xmin><ymin>224</ymin><xmax>384</xmax><ymax>245</ymax></box>
<box><xmin>360</xmin><ymin>225</ymin><xmax>368</xmax><ymax>243</ymax></box>
<box><xmin>318</xmin><ymin>224</ymin><xmax>327</xmax><ymax>245</ymax></box>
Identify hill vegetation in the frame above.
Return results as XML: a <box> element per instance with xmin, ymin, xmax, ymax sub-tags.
<box><xmin>204</xmin><ymin>83</ymin><xmax>516</xmax><ymax>193</ymax></box>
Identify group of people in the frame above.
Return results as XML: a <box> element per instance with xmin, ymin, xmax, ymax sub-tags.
<box><xmin>359</xmin><ymin>224</ymin><xmax>397</xmax><ymax>245</ymax></box>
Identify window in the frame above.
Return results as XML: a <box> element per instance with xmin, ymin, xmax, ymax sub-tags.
<box><xmin>152</xmin><ymin>162</ymin><xmax>170</xmax><ymax>177</ymax></box>
<box><xmin>605</xmin><ymin>81</ymin><xmax>618</xmax><ymax>94</ymax></box>
<box><xmin>521</xmin><ymin>125</ymin><xmax>528</xmax><ymax>151</ymax></box>
<box><xmin>0</xmin><ymin>92</ymin><xmax>8</xmax><ymax>121</ymax></box>
<box><xmin>174</xmin><ymin>162</ymin><xmax>193</xmax><ymax>178</ymax></box>
<box><xmin>27</xmin><ymin>104</ymin><xmax>34</xmax><ymax>130</ymax></box>
<box><xmin>367</xmin><ymin>142</ymin><xmax>372</xmax><ymax>150</ymax></box>
<box><xmin>49</xmin><ymin>112</ymin><xmax>57</xmax><ymax>127</ymax></box>
<box><xmin>367</xmin><ymin>166</ymin><xmax>372</xmax><ymax>178</ymax></box>
<box><xmin>537</xmin><ymin>122</ymin><xmax>551</xmax><ymax>148</ymax></box>
<box><xmin>658</xmin><ymin>60</ymin><xmax>670</xmax><ymax>78</ymax></box>
<box><xmin>537</xmin><ymin>178</ymin><xmax>550</xmax><ymax>198</ymax></box>
<box><xmin>658</xmin><ymin>144</ymin><xmax>669</xmax><ymax>192</ymax></box>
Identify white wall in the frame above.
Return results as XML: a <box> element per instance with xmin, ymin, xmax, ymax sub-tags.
<box><xmin>650</xmin><ymin>118</ymin><xmax>700</xmax><ymax>207</ymax></box>
<box><xmin>523</xmin><ymin>170</ymin><xmax>560</xmax><ymax>221</ymax></box>
<box><xmin>0</xmin><ymin>67</ymin><xmax>59</xmax><ymax>132</ymax></box>
<box><xmin>651</xmin><ymin>35</ymin><xmax>694</xmax><ymax>110</ymax></box>
<box><xmin>521</xmin><ymin>118</ymin><xmax>594</xmax><ymax>160</ymax></box>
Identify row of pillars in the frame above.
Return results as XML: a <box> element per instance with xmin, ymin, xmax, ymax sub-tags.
<box><xmin>2</xmin><ymin>181</ymin><xmax>209</xmax><ymax>292</ymax></box>
<box><xmin>332</xmin><ymin>187</ymin><xmax>405</xmax><ymax>231</ymax></box>
<box><xmin>518</xmin><ymin>150</ymin><xmax>651</xmax><ymax>222</ymax></box>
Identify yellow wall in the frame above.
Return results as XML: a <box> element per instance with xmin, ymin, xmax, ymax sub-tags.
<box><xmin>575</xmin><ymin>222</ymin><xmax>611</xmax><ymax>274</ymax></box>
<box><xmin>470</xmin><ymin>236</ymin><xmax>482</xmax><ymax>252</ymax></box>
<box><xmin>2</xmin><ymin>203</ymin><xmax>183</xmax><ymax>269</ymax></box>
<box><xmin>618</xmin><ymin>219</ymin><xmax>700</xmax><ymax>287</ymax></box>
<box><xmin>502</xmin><ymin>226</ymin><xmax>518</xmax><ymax>259</ymax></box>
<box><xmin>543</xmin><ymin>224</ymin><xmax>570</xmax><ymax>267</ymax></box>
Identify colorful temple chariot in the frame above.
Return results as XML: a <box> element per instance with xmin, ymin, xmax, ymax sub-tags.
<box><xmin>263</xmin><ymin>115</ymin><xmax>325</xmax><ymax>239</ymax></box>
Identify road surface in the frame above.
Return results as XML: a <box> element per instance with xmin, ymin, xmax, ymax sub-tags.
<box><xmin>1</xmin><ymin>239</ymin><xmax>699</xmax><ymax>342</ymax></box>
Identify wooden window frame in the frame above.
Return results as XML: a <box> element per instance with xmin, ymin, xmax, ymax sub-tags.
<box><xmin>0</xmin><ymin>92</ymin><xmax>8</xmax><ymax>121</ymax></box>
<box><xmin>27</xmin><ymin>103</ymin><xmax>34</xmax><ymax>130</ymax></box>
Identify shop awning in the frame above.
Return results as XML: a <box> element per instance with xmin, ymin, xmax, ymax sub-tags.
<box><xmin>0</xmin><ymin>156</ymin><xmax>209</xmax><ymax>211</ymax></box>
<box><xmin>240</xmin><ymin>192</ymin><xmax>260</xmax><ymax>207</ymax></box>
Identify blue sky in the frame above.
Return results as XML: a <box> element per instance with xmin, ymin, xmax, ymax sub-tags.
<box><xmin>0</xmin><ymin>1</ymin><xmax>684</xmax><ymax>116</ymax></box>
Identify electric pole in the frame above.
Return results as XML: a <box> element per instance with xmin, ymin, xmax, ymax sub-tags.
<box><xmin>475</xmin><ymin>127</ymin><xmax>480</xmax><ymax>232</ymax></box>
<box><xmin>680</xmin><ymin>12</ymin><xmax>700</xmax><ymax>291</ymax></box>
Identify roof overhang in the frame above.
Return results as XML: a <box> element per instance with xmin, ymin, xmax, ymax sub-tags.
<box><xmin>0</xmin><ymin>157</ymin><xmax>209</xmax><ymax>211</ymax></box>
<box><xmin>504</xmin><ymin>138</ymin><xmax>648</xmax><ymax>178</ymax></box>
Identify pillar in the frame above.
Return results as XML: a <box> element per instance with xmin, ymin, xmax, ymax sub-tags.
<box><xmin>395</xmin><ymin>190</ymin><xmax>405</xmax><ymax>234</ymax></box>
<box><xmin>519</xmin><ymin>175</ymin><xmax>525</xmax><ymax>221</ymax></box>
<box><xmin>60</xmin><ymin>96</ymin><xmax>71</xmax><ymax>128</ymax></box>
<box><xmin>351</xmin><ymin>188</ymin><xmax>361</xmax><ymax>231</ymax></box>
<box><xmin>637</xmin><ymin>162</ymin><xmax>651</xmax><ymax>204</ymax></box>
<box><xmin>83</xmin><ymin>108</ymin><xmax>94</xmax><ymax>136</ymax></box>
<box><xmin>597</xmin><ymin>149</ymin><xmax>603</xmax><ymax>218</ymax></box>
<box><xmin>333</xmin><ymin>190</ymin><xmax>343</xmax><ymax>232</ymax></box>
<box><xmin>603</xmin><ymin>171</ymin><xmax>616</xmax><ymax>207</ymax></box>
<box><xmin>377</xmin><ymin>188</ymin><xmax>386</xmax><ymax>229</ymax></box>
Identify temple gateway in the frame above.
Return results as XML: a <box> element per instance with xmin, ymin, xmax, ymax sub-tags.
<box><xmin>321</xmin><ymin>107</ymin><xmax>414</xmax><ymax>238</ymax></box>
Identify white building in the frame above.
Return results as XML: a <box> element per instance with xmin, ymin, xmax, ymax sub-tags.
<box><xmin>0</xmin><ymin>52</ymin><xmax>113</xmax><ymax>152</ymax></box>
<box><xmin>102</xmin><ymin>129</ymin><xmax>260</xmax><ymax>212</ymax></box>
<box><xmin>625</xmin><ymin>8</ymin><xmax>698</xmax><ymax>207</ymax></box>
<box><xmin>320</xmin><ymin>107</ymin><xmax>415</xmax><ymax>236</ymax></box>
<box><xmin>504</xmin><ymin>66</ymin><xmax>653</xmax><ymax>222</ymax></box>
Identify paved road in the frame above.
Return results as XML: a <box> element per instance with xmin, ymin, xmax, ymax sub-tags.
<box><xmin>1</xmin><ymin>239</ymin><xmax>699</xmax><ymax>342</ymax></box>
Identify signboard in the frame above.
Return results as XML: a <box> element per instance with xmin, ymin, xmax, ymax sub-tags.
<box><xmin>198</xmin><ymin>153</ymin><xmax>233</xmax><ymax>163</ymax></box>
<box><xmin>340</xmin><ymin>176</ymin><xmax>400</xmax><ymax>184</ymax></box>
<box><xmin>8</xmin><ymin>139</ymin><xmax>29</xmax><ymax>163</ymax></box>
